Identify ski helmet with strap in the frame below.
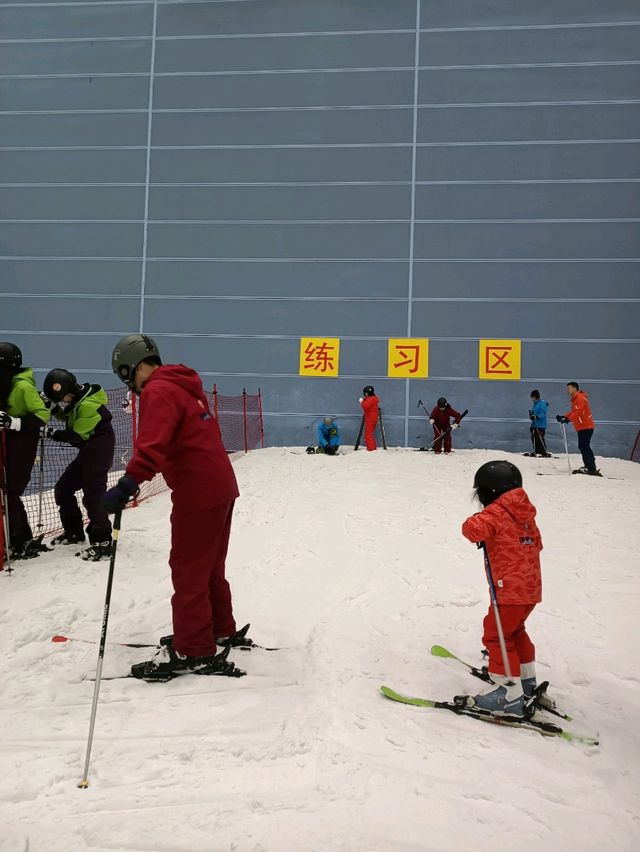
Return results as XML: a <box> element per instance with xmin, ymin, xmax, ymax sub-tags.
<box><xmin>473</xmin><ymin>460</ymin><xmax>522</xmax><ymax>506</ymax></box>
<box><xmin>43</xmin><ymin>368</ymin><xmax>80</xmax><ymax>403</ymax></box>
<box><xmin>362</xmin><ymin>385</ymin><xmax>375</xmax><ymax>397</ymax></box>
<box><xmin>0</xmin><ymin>342</ymin><xmax>22</xmax><ymax>370</ymax></box>
<box><xmin>111</xmin><ymin>334</ymin><xmax>161</xmax><ymax>387</ymax></box>
<box><xmin>437</xmin><ymin>397</ymin><xmax>447</xmax><ymax>408</ymax></box>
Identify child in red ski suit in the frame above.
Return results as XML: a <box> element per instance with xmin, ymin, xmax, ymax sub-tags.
<box><xmin>459</xmin><ymin>460</ymin><xmax>543</xmax><ymax>716</ymax></box>
<box><xmin>359</xmin><ymin>385</ymin><xmax>379</xmax><ymax>451</ymax></box>
<box><xmin>429</xmin><ymin>397</ymin><xmax>461</xmax><ymax>454</ymax></box>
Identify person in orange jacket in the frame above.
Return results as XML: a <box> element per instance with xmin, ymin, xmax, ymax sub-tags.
<box><xmin>556</xmin><ymin>381</ymin><xmax>598</xmax><ymax>475</ymax></box>
<box><xmin>359</xmin><ymin>385</ymin><xmax>379</xmax><ymax>451</ymax></box>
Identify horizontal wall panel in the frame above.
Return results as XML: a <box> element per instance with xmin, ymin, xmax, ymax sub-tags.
<box><xmin>0</xmin><ymin>113</ymin><xmax>148</xmax><ymax>149</ymax></box>
<box><xmin>418</xmin><ymin>66</ymin><xmax>640</xmax><ymax>106</ymax></box>
<box><xmin>151</xmin><ymin>147</ymin><xmax>412</xmax><ymax>184</ymax></box>
<box><xmin>0</xmin><ymin>186</ymin><xmax>146</xmax><ymax>220</ymax></box>
<box><xmin>145</xmin><ymin>260</ymin><xmax>409</xmax><ymax>298</ymax></box>
<box><xmin>1</xmin><ymin>223</ymin><xmax>142</xmax><ymax>257</ymax></box>
<box><xmin>419</xmin><ymin>24</ymin><xmax>640</xmax><ymax>66</ymax></box>
<box><xmin>154</xmin><ymin>70</ymin><xmax>414</xmax><ymax>110</ymax></box>
<box><xmin>418</xmin><ymin>103</ymin><xmax>640</xmax><ymax>144</ymax></box>
<box><xmin>155</xmin><ymin>32</ymin><xmax>414</xmax><ymax>73</ymax></box>
<box><xmin>410</xmin><ymin>298</ymin><xmax>638</xmax><ymax>338</ymax></box>
<box><xmin>152</xmin><ymin>107</ymin><xmax>413</xmax><ymax>147</ymax></box>
<box><xmin>157</xmin><ymin>0</ymin><xmax>417</xmax><ymax>38</ymax></box>
<box><xmin>0</xmin><ymin>4</ymin><xmax>152</xmax><ymax>40</ymax></box>
<box><xmin>0</xmin><ymin>259</ymin><xmax>141</xmax><ymax>295</ymax></box>
<box><xmin>0</xmin><ymin>39</ymin><xmax>151</xmax><ymax>76</ymax></box>
<box><xmin>411</xmin><ymin>260</ymin><xmax>640</xmax><ymax>299</ymax></box>
<box><xmin>6</xmin><ymin>333</ymin><xmax>125</xmax><ymax>373</ymax></box>
<box><xmin>419</xmin><ymin>0</ymin><xmax>640</xmax><ymax>28</ymax></box>
<box><xmin>416</xmin><ymin>142</ymin><xmax>640</xmax><ymax>181</ymax></box>
<box><xmin>146</xmin><ymin>222</ymin><xmax>409</xmax><ymax>259</ymax></box>
<box><xmin>0</xmin><ymin>77</ymin><xmax>149</xmax><ymax>112</ymax></box>
<box><xmin>2</xmin><ymin>295</ymin><xmax>139</xmax><ymax>333</ymax></box>
<box><xmin>415</xmin><ymin>183</ymin><xmax>640</xmax><ymax>220</ymax></box>
<box><xmin>414</xmin><ymin>222</ymin><xmax>640</xmax><ymax>259</ymax></box>
<box><xmin>0</xmin><ymin>150</ymin><xmax>146</xmax><ymax>184</ymax></box>
<box><xmin>149</xmin><ymin>185</ymin><xmax>410</xmax><ymax>221</ymax></box>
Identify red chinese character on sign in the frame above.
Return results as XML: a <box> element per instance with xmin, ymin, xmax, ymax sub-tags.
<box><xmin>304</xmin><ymin>340</ymin><xmax>335</xmax><ymax>373</ymax></box>
<box><xmin>393</xmin><ymin>345</ymin><xmax>421</xmax><ymax>374</ymax></box>
<box><xmin>485</xmin><ymin>346</ymin><xmax>513</xmax><ymax>375</ymax></box>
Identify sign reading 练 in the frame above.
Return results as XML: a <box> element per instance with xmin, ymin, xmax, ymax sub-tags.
<box><xmin>387</xmin><ymin>338</ymin><xmax>429</xmax><ymax>378</ymax></box>
<box><xmin>299</xmin><ymin>337</ymin><xmax>340</xmax><ymax>377</ymax></box>
<box><xmin>479</xmin><ymin>339</ymin><xmax>521</xmax><ymax>380</ymax></box>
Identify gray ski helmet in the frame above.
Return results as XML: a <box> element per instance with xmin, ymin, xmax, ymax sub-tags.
<box><xmin>0</xmin><ymin>342</ymin><xmax>22</xmax><ymax>369</ymax></box>
<box><xmin>437</xmin><ymin>397</ymin><xmax>447</xmax><ymax>408</ymax></box>
<box><xmin>363</xmin><ymin>385</ymin><xmax>375</xmax><ymax>397</ymax></box>
<box><xmin>43</xmin><ymin>368</ymin><xmax>79</xmax><ymax>403</ymax></box>
<box><xmin>111</xmin><ymin>334</ymin><xmax>161</xmax><ymax>386</ymax></box>
<box><xmin>474</xmin><ymin>460</ymin><xmax>522</xmax><ymax>495</ymax></box>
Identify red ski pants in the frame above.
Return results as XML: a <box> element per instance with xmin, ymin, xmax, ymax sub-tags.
<box><xmin>364</xmin><ymin>416</ymin><xmax>377</xmax><ymax>451</ymax></box>
<box><xmin>482</xmin><ymin>603</ymin><xmax>536</xmax><ymax>677</ymax></box>
<box><xmin>432</xmin><ymin>427</ymin><xmax>452</xmax><ymax>454</ymax></box>
<box><xmin>169</xmin><ymin>501</ymin><xmax>236</xmax><ymax>657</ymax></box>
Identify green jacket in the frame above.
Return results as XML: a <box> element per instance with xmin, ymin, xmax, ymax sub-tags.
<box><xmin>7</xmin><ymin>368</ymin><xmax>50</xmax><ymax>425</ymax></box>
<box><xmin>54</xmin><ymin>384</ymin><xmax>111</xmax><ymax>442</ymax></box>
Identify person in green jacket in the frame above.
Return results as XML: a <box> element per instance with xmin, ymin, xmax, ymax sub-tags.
<box><xmin>0</xmin><ymin>342</ymin><xmax>51</xmax><ymax>560</ymax></box>
<box><xmin>43</xmin><ymin>369</ymin><xmax>115</xmax><ymax>561</ymax></box>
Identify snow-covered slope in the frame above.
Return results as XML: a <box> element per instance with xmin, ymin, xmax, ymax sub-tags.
<box><xmin>2</xmin><ymin>447</ymin><xmax>639</xmax><ymax>851</ymax></box>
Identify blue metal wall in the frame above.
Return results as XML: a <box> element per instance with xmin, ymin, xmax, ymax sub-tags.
<box><xmin>1</xmin><ymin>0</ymin><xmax>639</xmax><ymax>456</ymax></box>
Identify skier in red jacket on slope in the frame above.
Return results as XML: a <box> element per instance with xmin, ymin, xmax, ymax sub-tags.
<box><xmin>103</xmin><ymin>334</ymin><xmax>246</xmax><ymax>681</ymax></box>
<box><xmin>359</xmin><ymin>385</ymin><xmax>379</xmax><ymax>451</ymax></box>
<box><xmin>457</xmin><ymin>461</ymin><xmax>548</xmax><ymax>718</ymax></box>
<box><xmin>429</xmin><ymin>397</ymin><xmax>462</xmax><ymax>454</ymax></box>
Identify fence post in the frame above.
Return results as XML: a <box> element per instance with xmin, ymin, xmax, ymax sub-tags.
<box><xmin>130</xmin><ymin>392</ymin><xmax>139</xmax><ymax>507</ymax></box>
<box><xmin>258</xmin><ymin>388</ymin><xmax>264</xmax><ymax>448</ymax></box>
<box><xmin>242</xmin><ymin>389</ymin><xmax>248</xmax><ymax>453</ymax></box>
<box><xmin>213</xmin><ymin>383</ymin><xmax>218</xmax><ymax>420</ymax></box>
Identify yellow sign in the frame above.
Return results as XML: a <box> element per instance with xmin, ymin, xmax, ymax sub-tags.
<box><xmin>299</xmin><ymin>337</ymin><xmax>340</xmax><ymax>377</ymax></box>
<box><xmin>387</xmin><ymin>338</ymin><xmax>429</xmax><ymax>378</ymax></box>
<box><xmin>479</xmin><ymin>339</ymin><xmax>521</xmax><ymax>380</ymax></box>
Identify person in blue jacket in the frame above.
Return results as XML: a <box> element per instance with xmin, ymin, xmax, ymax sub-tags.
<box><xmin>527</xmin><ymin>390</ymin><xmax>550</xmax><ymax>457</ymax></box>
<box><xmin>308</xmin><ymin>416</ymin><xmax>341</xmax><ymax>455</ymax></box>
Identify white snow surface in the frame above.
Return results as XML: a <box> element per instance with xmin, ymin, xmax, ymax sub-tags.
<box><xmin>2</xmin><ymin>447</ymin><xmax>639</xmax><ymax>852</ymax></box>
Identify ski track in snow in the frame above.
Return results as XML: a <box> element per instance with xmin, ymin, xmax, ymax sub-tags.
<box><xmin>1</xmin><ymin>447</ymin><xmax>639</xmax><ymax>851</ymax></box>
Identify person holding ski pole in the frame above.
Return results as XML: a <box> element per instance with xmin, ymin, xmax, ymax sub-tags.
<box><xmin>556</xmin><ymin>382</ymin><xmax>599</xmax><ymax>475</ymax></box>
<box><xmin>103</xmin><ymin>334</ymin><xmax>246</xmax><ymax>681</ymax></box>
<box><xmin>457</xmin><ymin>461</ymin><xmax>544</xmax><ymax>717</ymax></box>
<box><xmin>526</xmin><ymin>389</ymin><xmax>550</xmax><ymax>457</ymax></box>
<box><xmin>429</xmin><ymin>397</ymin><xmax>462</xmax><ymax>454</ymax></box>
<box><xmin>359</xmin><ymin>385</ymin><xmax>379</xmax><ymax>451</ymax></box>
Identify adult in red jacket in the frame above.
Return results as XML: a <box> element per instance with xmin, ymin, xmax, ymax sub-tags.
<box><xmin>459</xmin><ymin>461</ymin><xmax>543</xmax><ymax>717</ymax></box>
<box><xmin>103</xmin><ymin>334</ymin><xmax>244</xmax><ymax>680</ymax></box>
<box><xmin>556</xmin><ymin>381</ymin><xmax>597</xmax><ymax>474</ymax></box>
<box><xmin>359</xmin><ymin>385</ymin><xmax>379</xmax><ymax>451</ymax></box>
<box><xmin>429</xmin><ymin>397</ymin><xmax>461</xmax><ymax>454</ymax></box>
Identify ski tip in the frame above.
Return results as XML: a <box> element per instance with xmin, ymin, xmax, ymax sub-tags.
<box><xmin>430</xmin><ymin>645</ymin><xmax>454</xmax><ymax>659</ymax></box>
<box><xmin>51</xmin><ymin>634</ymin><xmax>69</xmax><ymax>643</ymax></box>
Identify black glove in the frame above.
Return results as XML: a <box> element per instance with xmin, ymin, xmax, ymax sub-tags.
<box><xmin>529</xmin><ymin>413</ymin><xmax>535</xmax><ymax>421</ymax></box>
<box><xmin>102</xmin><ymin>475</ymin><xmax>139</xmax><ymax>513</ymax></box>
<box><xmin>0</xmin><ymin>411</ymin><xmax>21</xmax><ymax>431</ymax></box>
<box><xmin>556</xmin><ymin>415</ymin><xmax>569</xmax><ymax>424</ymax></box>
<box><xmin>42</xmin><ymin>426</ymin><xmax>61</xmax><ymax>440</ymax></box>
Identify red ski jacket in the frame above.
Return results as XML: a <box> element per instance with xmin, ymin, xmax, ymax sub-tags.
<box><xmin>430</xmin><ymin>403</ymin><xmax>462</xmax><ymax>431</ymax></box>
<box><xmin>461</xmin><ymin>488</ymin><xmax>542</xmax><ymax>605</ymax></box>
<box><xmin>126</xmin><ymin>365</ymin><xmax>239</xmax><ymax>512</ymax></box>
<box><xmin>360</xmin><ymin>394</ymin><xmax>379</xmax><ymax>422</ymax></box>
<box><xmin>564</xmin><ymin>390</ymin><xmax>595</xmax><ymax>431</ymax></box>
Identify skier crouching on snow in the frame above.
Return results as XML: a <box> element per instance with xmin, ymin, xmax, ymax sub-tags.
<box><xmin>103</xmin><ymin>334</ymin><xmax>246</xmax><ymax>680</ymax></box>
<box><xmin>429</xmin><ymin>397</ymin><xmax>461</xmax><ymax>454</ymax></box>
<box><xmin>316</xmin><ymin>415</ymin><xmax>340</xmax><ymax>455</ymax></box>
<box><xmin>458</xmin><ymin>461</ymin><xmax>544</xmax><ymax>717</ymax></box>
<box><xmin>359</xmin><ymin>385</ymin><xmax>379</xmax><ymax>451</ymax></box>
<box><xmin>42</xmin><ymin>369</ymin><xmax>115</xmax><ymax>561</ymax></box>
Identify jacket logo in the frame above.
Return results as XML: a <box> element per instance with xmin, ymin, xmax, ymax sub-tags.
<box><xmin>519</xmin><ymin>536</ymin><xmax>535</xmax><ymax>546</ymax></box>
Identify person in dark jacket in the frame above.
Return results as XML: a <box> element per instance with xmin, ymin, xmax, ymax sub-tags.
<box><xmin>429</xmin><ymin>397</ymin><xmax>461</xmax><ymax>454</ymax></box>
<box><xmin>103</xmin><ymin>334</ymin><xmax>245</xmax><ymax>680</ymax></box>
<box><xmin>527</xmin><ymin>389</ymin><xmax>550</xmax><ymax>457</ymax></box>
<box><xmin>42</xmin><ymin>369</ymin><xmax>115</xmax><ymax>561</ymax></box>
<box><xmin>0</xmin><ymin>342</ymin><xmax>51</xmax><ymax>559</ymax></box>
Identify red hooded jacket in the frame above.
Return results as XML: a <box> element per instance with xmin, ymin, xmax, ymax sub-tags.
<box><xmin>461</xmin><ymin>488</ymin><xmax>542</xmax><ymax>605</ymax></box>
<box><xmin>564</xmin><ymin>389</ymin><xmax>595</xmax><ymax>431</ymax></box>
<box><xmin>430</xmin><ymin>403</ymin><xmax>462</xmax><ymax>431</ymax></box>
<box><xmin>360</xmin><ymin>394</ymin><xmax>379</xmax><ymax>423</ymax></box>
<box><xmin>126</xmin><ymin>365</ymin><xmax>239</xmax><ymax>512</ymax></box>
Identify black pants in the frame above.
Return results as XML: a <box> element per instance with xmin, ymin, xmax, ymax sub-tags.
<box><xmin>3</xmin><ymin>430</ymin><xmax>39</xmax><ymax>547</ymax></box>
<box><xmin>55</xmin><ymin>434</ymin><xmax>114</xmax><ymax>543</ymax></box>
<box><xmin>577</xmin><ymin>429</ymin><xmax>596</xmax><ymax>471</ymax></box>
<box><xmin>530</xmin><ymin>427</ymin><xmax>548</xmax><ymax>455</ymax></box>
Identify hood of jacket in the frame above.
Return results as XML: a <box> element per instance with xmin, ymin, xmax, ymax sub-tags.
<box><xmin>144</xmin><ymin>364</ymin><xmax>206</xmax><ymax>400</ymax></box>
<box><xmin>493</xmin><ymin>487</ymin><xmax>537</xmax><ymax>526</ymax></box>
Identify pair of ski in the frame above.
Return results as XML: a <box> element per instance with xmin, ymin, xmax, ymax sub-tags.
<box><xmin>382</xmin><ymin>645</ymin><xmax>598</xmax><ymax>746</ymax></box>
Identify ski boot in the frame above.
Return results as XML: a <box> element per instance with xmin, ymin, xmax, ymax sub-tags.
<box><xmin>10</xmin><ymin>535</ymin><xmax>51</xmax><ymax>560</ymax></box>
<box><xmin>76</xmin><ymin>541</ymin><xmax>112</xmax><ymax>562</ymax></box>
<box><xmin>131</xmin><ymin>642</ymin><xmax>246</xmax><ymax>682</ymax></box>
<box><xmin>51</xmin><ymin>530</ymin><xmax>85</xmax><ymax>546</ymax></box>
<box><xmin>521</xmin><ymin>662</ymin><xmax>557</xmax><ymax>713</ymax></box>
<box><xmin>454</xmin><ymin>675</ymin><xmax>529</xmax><ymax>718</ymax></box>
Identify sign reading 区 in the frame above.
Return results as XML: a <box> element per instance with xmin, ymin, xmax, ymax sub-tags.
<box><xmin>387</xmin><ymin>338</ymin><xmax>429</xmax><ymax>378</ymax></box>
<box><xmin>299</xmin><ymin>337</ymin><xmax>340</xmax><ymax>377</ymax></box>
<box><xmin>479</xmin><ymin>339</ymin><xmax>521</xmax><ymax>380</ymax></box>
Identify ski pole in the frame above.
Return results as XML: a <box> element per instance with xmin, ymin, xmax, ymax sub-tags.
<box><xmin>417</xmin><ymin>399</ymin><xmax>430</xmax><ymax>417</ymax></box>
<box><xmin>378</xmin><ymin>408</ymin><xmax>388</xmax><ymax>450</ymax></box>
<box><xmin>354</xmin><ymin>414</ymin><xmax>364</xmax><ymax>451</ymax></box>
<box><xmin>560</xmin><ymin>421</ymin><xmax>571</xmax><ymax>475</ymax></box>
<box><xmin>479</xmin><ymin>542</ymin><xmax>512</xmax><ymax>681</ymax></box>
<box><xmin>36</xmin><ymin>434</ymin><xmax>45</xmax><ymax>533</ymax></box>
<box><xmin>0</xmin><ymin>433</ymin><xmax>12</xmax><ymax>575</ymax></box>
<box><xmin>78</xmin><ymin>508</ymin><xmax>122</xmax><ymax>789</ymax></box>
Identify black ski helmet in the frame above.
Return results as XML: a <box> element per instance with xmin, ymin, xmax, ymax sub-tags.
<box><xmin>43</xmin><ymin>368</ymin><xmax>79</xmax><ymax>403</ymax></box>
<box><xmin>362</xmin><ymin>385</ymin><xmax>375</xmax><ymax>397</ymax></box>
<box><xmin>0</xmin><ymin>342</ymin><xmax>22</xmax><ymax>370</ymax></box>
<box><xmin>437</xmin><ymin>397</ymin><xmax>447</xmax><ymax>408</ymax></box>
<box><xmin>473</xmin><ymin>460</ymin><xmax>522</xmax><ymax>506</ymax></box>
<box><xmin>111</xmin><ymin>334</ymin><xmax>161</xmax><ymax>387</ymax></box>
